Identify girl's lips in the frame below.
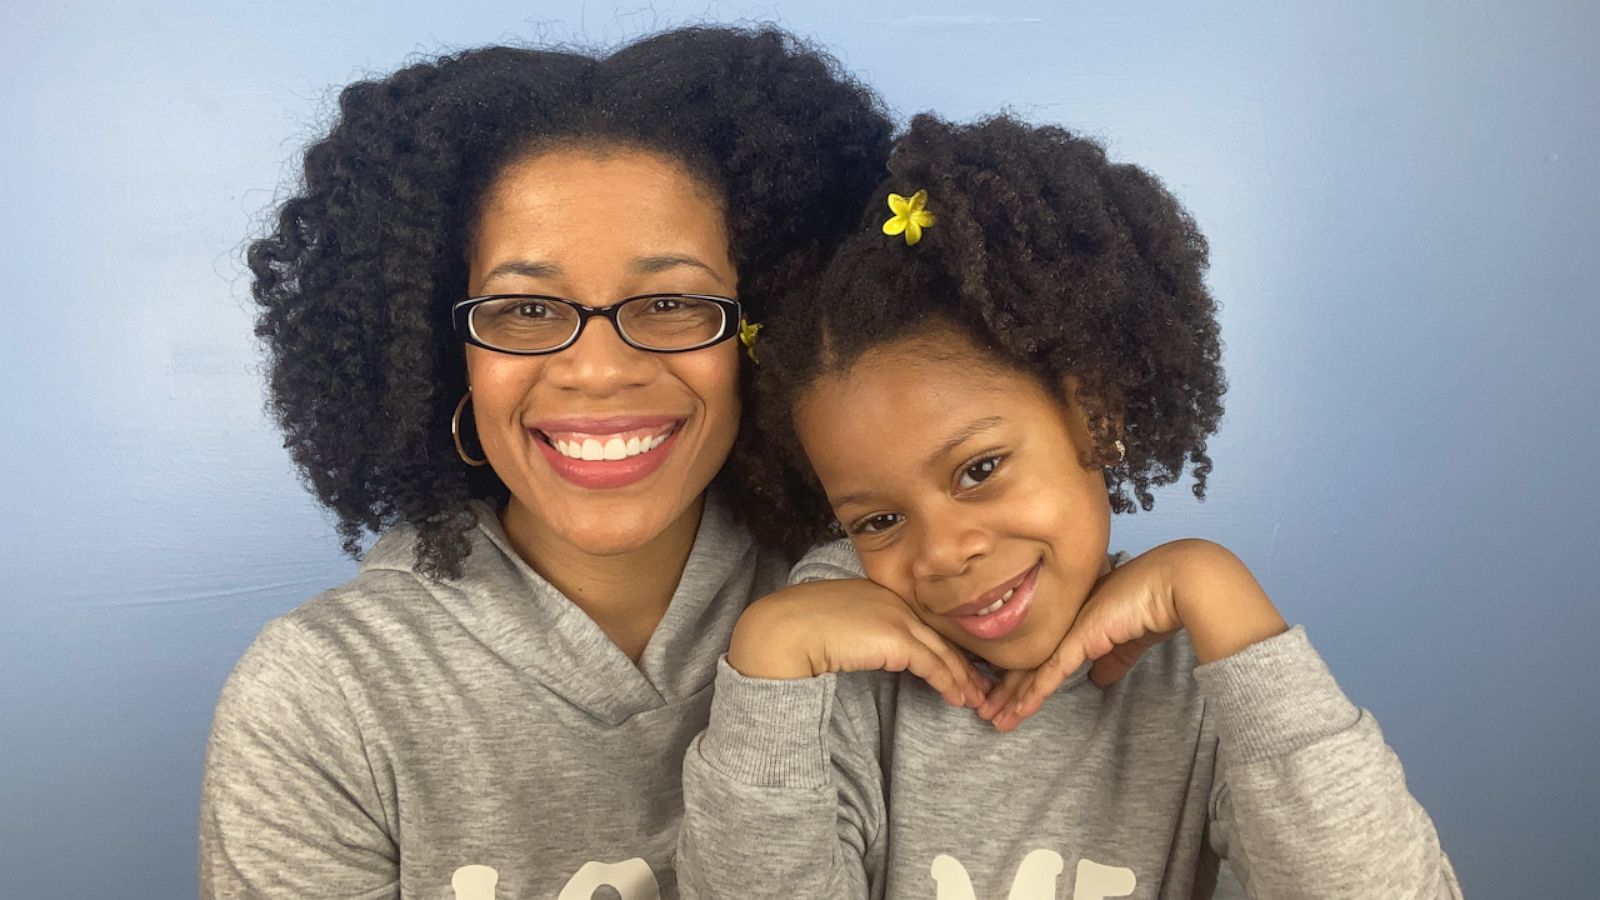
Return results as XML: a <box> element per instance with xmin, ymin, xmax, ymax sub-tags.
<box><xmin>531</xmin><ymin>421</ymin><xmax>683</xmax><ymax>490</ymax></box>
<box><xmin>947</xmin><ymin>561</ymin><xmax>1041</xmax><ymax>641</ymax></box>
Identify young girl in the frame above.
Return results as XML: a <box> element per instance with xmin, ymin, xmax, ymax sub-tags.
<box><xmin>676</xmin><ymin>115</ymin><xmax>1463</xmax><ymax>898</ymax></box>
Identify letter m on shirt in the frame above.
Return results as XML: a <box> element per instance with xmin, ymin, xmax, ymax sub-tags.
<box><xmin>929</xmin><ymin>850</ymin><xmax>1136</xmax><ymax>900</ymax></box>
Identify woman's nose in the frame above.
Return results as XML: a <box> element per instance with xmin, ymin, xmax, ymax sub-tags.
<box><xmin>541</xmin><ymin>314</ymin><xmax>658</xmax><ymax>394</ymax></box>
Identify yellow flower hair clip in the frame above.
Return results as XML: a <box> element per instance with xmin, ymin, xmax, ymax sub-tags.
<box><xmin>737</xmin><ymin>317</ymin><xmax>763</xmax><ymax>364</ymax></box>
<box><xmin>882</xmin><ymin>189</ymin><xmax>937</xmax><ymax>246</ymax></box>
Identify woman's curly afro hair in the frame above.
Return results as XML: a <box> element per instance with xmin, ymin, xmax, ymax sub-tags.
<box><xmin>743</xmin><ymin>113</ymin><xmax>1226</xmax><ymax>554</ymax></box>
<box><xmin>249</xmin><ymin>27</ymin><xmax>891</xmax><ymax>579</ymax></box>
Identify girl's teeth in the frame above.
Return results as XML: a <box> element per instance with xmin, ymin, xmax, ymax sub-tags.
<box><xmin>974</xmin><ymin>587</ymin><xmax>1017</xmax><ymax>617</ymax></box>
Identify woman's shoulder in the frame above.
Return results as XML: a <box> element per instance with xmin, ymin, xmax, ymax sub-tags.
<box><xmin>235</xmin><ymin>510</ymin><xmax>499</xmax><ymax>676</ymax></box>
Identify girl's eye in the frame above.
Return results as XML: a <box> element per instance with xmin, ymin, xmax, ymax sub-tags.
<box><xmin>957</xmin><ymin>455</ymin><xmax>1003</xmax><ymax>490</ymax></box>
<box><xmin>849</xmin><ymin>512</ymin><xmax>904</xmax><ymax>535</ymax></box>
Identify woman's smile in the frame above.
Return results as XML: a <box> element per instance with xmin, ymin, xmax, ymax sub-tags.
<box><xmin>530</xmin><ymin>415</ymin><xmax>686</xmax><ymax>489</ymax></box>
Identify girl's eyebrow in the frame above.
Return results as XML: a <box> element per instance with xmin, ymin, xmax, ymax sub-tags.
<box><xmin>827</xmin><ymin>416</ymin><xmax>1008</xmax><ymax>511</ymax></box>
<box><xmin>924</xmin><ymin>416</ymin><xmax>1005</xmax><ymax>469</ymax></box>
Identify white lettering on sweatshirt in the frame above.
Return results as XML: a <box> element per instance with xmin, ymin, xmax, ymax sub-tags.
<box><xmin>450</xmin><ymin>859</ymin><xmax>663</xmax><ymax>900</ymax></box>
<box><xmin>930</xmin><ymin>850</ymin><xmax>1136</xmax><ymax>900</ymax></box>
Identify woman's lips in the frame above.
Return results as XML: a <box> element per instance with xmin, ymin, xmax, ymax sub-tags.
<box><xmin>528</xmin><ymin>417</ymin><xmax>685</xmax><ymax>490</ymax></box>
<box><xmin>946</xmin><ymin>560</ymin><xmax>1041</xmax><ymax>641</ymax></box>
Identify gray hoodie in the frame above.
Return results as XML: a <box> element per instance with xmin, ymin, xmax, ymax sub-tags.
<box><xmin>677</xmin><ymin>540</ymin><xmax>1463</xmax><ymax>899</ymax></box>
<box><xmin>200</xmin><ymin>494</ymin><xmax>785</xmax><ymax>899</ymax></box>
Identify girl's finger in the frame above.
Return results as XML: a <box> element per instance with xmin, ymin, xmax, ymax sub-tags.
<box><xmin>1087</xmin><ymin>643</ymin><xmax>1140</xmax><ymax>687</ymax></box>
<box><xmin>978</xmin><ymin>669</ymin><xmax>1028</xmax><ymax>720</ymax></box>
<box><xmin>894</xmin><ymin>631</ymin><xmax>975</xmax><ymax>707</ymax></box>
<box><xmin>910</xmin><ymin>624</ymin><xmax>987</xmax><ymax>707</ymax></box>
<box><xmin>1014</xmin><ymin>638</ymin><xmax>1088</xmax><ymax>719</ymax></box>
<box><xmin>994</xmin><ymin>672</ymin><xmax>1036</xmax><ymax>732</ymax></box>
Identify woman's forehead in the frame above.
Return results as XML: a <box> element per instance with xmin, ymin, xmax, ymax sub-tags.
<box><xmin>469</xmin><ymin>148</ymin><xmax>735</xmax><ymax>292</ymax></box>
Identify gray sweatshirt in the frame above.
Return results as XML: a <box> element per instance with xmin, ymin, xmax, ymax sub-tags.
<box><xmin>199</xmin><ymin>494</ymin><xmax>786</xmax><ymax>899</ymax></box>
<box><xmin>677</xmin><ymin>541</ymin><xmax>1463</xmax><ymax>899</ymax></box>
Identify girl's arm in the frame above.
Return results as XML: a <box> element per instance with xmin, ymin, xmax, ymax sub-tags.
<box><xmin>1191</xmin><ymin>620</ymin><xmax>1465</xmax><ymax>898</ymax></box>
<box><xmin>678</xmin><ymin>546</ymin><xmax>985</xmax><ymax>900</ymax></box>
<box><xmin>997</xmin><ymin>540</ymin><xmax>1464</xmax><ymax>898</ymax></box>
<box><xmin>676</xmin><ymin>651</ymin><xmax>885</xmax><ymax>900</ymax></box>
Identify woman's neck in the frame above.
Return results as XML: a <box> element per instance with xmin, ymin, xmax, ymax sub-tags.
<box><xmin>499</xmin><ymin>494</ymin><xmax>706</xmax><ymax>663</ymax></box>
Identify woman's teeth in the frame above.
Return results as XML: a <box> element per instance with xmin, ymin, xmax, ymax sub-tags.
<box><xmin>547</xmin><ymin>427</ymin><xmax>674</xmax><ymax>461</ymax></box>
<box><xmin>974</xmin><ymin>587</ymin><xmax>1016</xmax><ymax>617</ymax></box>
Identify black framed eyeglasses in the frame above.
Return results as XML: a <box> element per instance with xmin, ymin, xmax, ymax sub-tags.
<box><xmin>452</xmin><ymin>293</ymin><xmax>744</xmax><ymax>355</ymax></box>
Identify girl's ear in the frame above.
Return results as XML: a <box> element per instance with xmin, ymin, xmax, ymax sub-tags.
<box><xmin>1061</xmin><ymin>374</ymin><xmax>1126</xmax><ymax>468</ymax></box>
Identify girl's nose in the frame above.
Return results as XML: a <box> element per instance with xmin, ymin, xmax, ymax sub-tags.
<box><xmin>911</xmin><ymin>515</ymin><xmax>992</xmax><ymax>580</ymax></box>
<box><xmin>540</xmin><ymin>314</ymin><xmax>658</xmax><ymax>395</ymax></box>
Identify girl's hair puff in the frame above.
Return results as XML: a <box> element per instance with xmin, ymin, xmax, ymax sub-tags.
<box><xmin>745</xmin><ymin>113</ymin><xmax>1226</xmax><ymax>554</ymax></box>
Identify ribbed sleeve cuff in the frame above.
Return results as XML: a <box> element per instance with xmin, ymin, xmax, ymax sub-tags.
<box><xmin>696</xmin><ymin>656</ymin><xmax>837</xmax><ymax>789</ymax></box>
<box><xmin>1191</xmin><ymin>625</ymin><xmax>1361</xmax><ymax>766</ymax></box>
<box><xmin>789</xmin><ymin>539</ymin><xmax>865</xmax><ymax>584</ymax></box>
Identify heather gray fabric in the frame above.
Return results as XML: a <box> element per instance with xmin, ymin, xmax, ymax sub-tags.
<box><xmin>678</xmin><ymin>541</ymin><xmax>1462</xmax><ymax>899</ymax></box>
<box><xmin>200</xmin><ymin>494</ymin><xmax>786</xmax><ymax>899</ymax></box>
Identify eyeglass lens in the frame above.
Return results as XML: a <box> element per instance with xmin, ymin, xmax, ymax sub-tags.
<box><xmin>469</xmin><ymin>296</ymin><xmax>727</xmax><ymax>352</ymax></box>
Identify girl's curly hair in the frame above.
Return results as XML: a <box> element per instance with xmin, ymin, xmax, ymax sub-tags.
<box><xmin>744</xmin><ymin>113</ymin><xmax>1226</xmax><ymax>554</ymax></box>
<box><xmin>248</xmin><ymin>27</ymin><xmax>891</xmax><ymax>579</ymax></box>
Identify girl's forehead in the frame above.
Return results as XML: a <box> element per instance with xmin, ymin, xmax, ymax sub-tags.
<box><xmin>796</xmin><ymin>345</ymin><xmax>1045</xmax><ymax>446</ymax></box>
<box><xmin>810</xmin><ymin>332</ymin><xmax>1032</xmax><ymax>403</ymax></box>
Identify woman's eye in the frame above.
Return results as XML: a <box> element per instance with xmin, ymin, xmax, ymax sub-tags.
<box><xmin>649</xmin><ymin>297</ymin><xmax>684</xmax><ymax>313</ymax></box>
<box><xmin>514</xmin><ymin>301</ymin><xmax>550</xmax><ymax>318</ymax></box>
<box><xmin>957</xmin><ymin>455</ymin><xmax>1003</xmax><ymax>490</ymax></box>
<box><xmin>850</xmin><ymin>512</ymin><xmax>904</xmax><ymax>535</ymax></box>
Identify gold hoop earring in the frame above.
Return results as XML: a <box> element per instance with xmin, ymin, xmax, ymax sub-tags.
<box><xmin>452</xmin><ymin>388</ymin><xmax>489</xmax><ymax>467</ymax></box>
<box><xmin>1113</xmin><ymin>439</ymin><xmax>1127</xmax><ymax>464</ymax></box>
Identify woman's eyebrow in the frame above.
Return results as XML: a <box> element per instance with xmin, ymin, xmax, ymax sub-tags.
<box><xmin>480</xmin><ymin>256</ymin><xmax>728</xmax><ymax>288</ymax></box>
<box><xmin>925</xmin><ymin>416</ymin><xmax>1006</xmax><ymax>469</ymax></box>
<box><xmin>633</xmin><ymin>254</ymin><xmax>729</xmax><ymax>287</ymax></box>
<box><xmin>481</xmin><ymin>259</ymin><xmax>562</xmax><ymax>284</ymax></box>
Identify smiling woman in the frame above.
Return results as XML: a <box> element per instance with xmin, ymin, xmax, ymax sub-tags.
<box><xmin>465</xmin><ymin>149</ymin><xmax>746</xmax><ymax>656</ymax></box>
<box><xmin>198</xmin><ymin>27</ymin><xmax>890</xmax><ymax>898</ymax></box>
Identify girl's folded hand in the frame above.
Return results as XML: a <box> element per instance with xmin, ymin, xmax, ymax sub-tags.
<box><xmin>727</xmin><ymin>578</ymin><xmax>991</xmax><ymax>708</ymax></box>
<box><xmin>980</xmin><ymin>540</ymin><xmax>1287</xmax><ymax>732</ymax></box>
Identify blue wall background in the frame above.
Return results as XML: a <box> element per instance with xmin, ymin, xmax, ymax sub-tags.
<box><xmin>2</xmin><ymin>2</ymin><xmax>1595</xmax><ymax>896</ymax></box>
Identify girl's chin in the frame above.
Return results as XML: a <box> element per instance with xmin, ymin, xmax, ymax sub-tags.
<box><xmin>969</xmin><ymin>630</ymin><xmax>1068</xmax><ymax>674</ymax></box>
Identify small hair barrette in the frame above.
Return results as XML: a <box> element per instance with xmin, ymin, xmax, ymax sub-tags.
<box><xmin>737</xmin><ymin>317</ymin><xmax>763</xmax><ymax>364</ymax></box>
<box><xmin>882</xmin><ymin>189</ymin><xmax>936</xmax><ymax>246</ymax></box>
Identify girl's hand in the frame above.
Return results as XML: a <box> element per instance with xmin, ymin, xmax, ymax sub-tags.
<box><xmin>979</xmin><ymin>540</ymin><xmax>1288</xmax><ymax>732</ymax></box>
<box><xmin>728</xmin><ymin>579</ymin><xmax>991</xmax><ymax>709</ymax></box>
